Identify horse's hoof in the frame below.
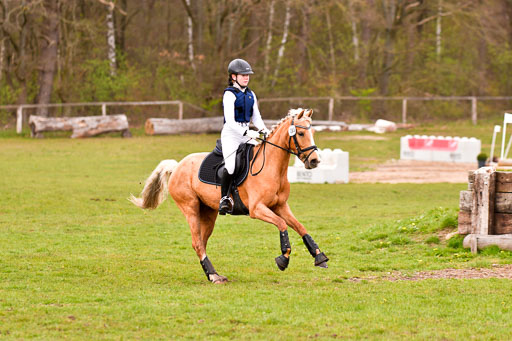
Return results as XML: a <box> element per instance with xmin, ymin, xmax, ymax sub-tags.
<box><xmin>209</xmin><ymin>274</ymin><xmax>228</xmax><ymax>283</ymax></box>
<box><xmin>314</xmin><ymin>252</ymin><xmax>329</xmax><ymax>267</ymax></box>
<box><xmin>275</xmin><ymin>255</ymin><xmax>289</xmax><ymax>271</ymax></box>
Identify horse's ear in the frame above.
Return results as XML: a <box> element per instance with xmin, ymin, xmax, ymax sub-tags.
<box><xmin>296</xmin><ymin>109</ymin><xmax>305</xmax><ymax>119</ymax></box>
<box><xmin>305</xmin><ymin>109</ymin><xmax>314</xmax><ymax>118</ymax></box>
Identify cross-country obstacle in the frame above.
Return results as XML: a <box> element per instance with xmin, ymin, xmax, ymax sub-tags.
<box><xmin>287</xmin><ymin>148</ymin><xmax>349</xmax><ymax>184</ymax></box>
<box><xmin>459</xmin><ymin>166</ymin><xmax>512</xmax><ymax>253</ymax></box>
<box><xmin>29</xmin><ymin>114</ymin><xmax>131</xmax><ymax>138</ymax></box>
<box><xmin>401</xmin><ymin>135</ymin><xmax>481</xmax><ymax>163</ymax></box>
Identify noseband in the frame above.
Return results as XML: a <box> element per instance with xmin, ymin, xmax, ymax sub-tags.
<box><xmin>287</xmin><ymin>116</ymin><xmax>318</xmax><ymax>163</ymax></box>
<box><xmin>250</xmin><ymin>117</ymin><xmax>318</xmax><ymax>176</ymax></box>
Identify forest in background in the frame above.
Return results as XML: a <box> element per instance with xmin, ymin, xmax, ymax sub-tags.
<box><xmin>1</xmin><ymin>0</ymin><xmax>512</xmax><ymax>123</ymax></box>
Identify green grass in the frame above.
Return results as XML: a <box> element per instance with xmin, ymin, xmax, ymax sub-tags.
<box><xmin>2</xmin><ymin>123</ymin><xmax>512</xmax><ymax>339</ymax></box>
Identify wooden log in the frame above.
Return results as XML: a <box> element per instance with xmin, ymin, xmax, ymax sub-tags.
<box><xmin>471</xmin><ymin>167</ymin><xmax>496</xmax><ymax>235</ymax></box>
<box><xmin>468</xmin><ymin>171</ymin><xmax>475</xmax><ymax>183</ymax></box>
<box><xmin>495</xmin><ymin>193</ymin><xmax>512</xmax><ymax>213</ymax></box>
<box><xmin>467</xmin><ymin>171</ymin><xmax>475</xmax><ymax>190</ymax></box>
<box><xmin>458</xmin><ymin>210</ymin><xmax>472</xmax><ymax>235</ymax></box>
<box><xmin>145</xmin><ymin>117</ymin><xmax>224</xmax><ymax>135</ymax></box>
<box><xmin>29</xmin><ymin>115</ymin><xmax>131</xmax><ymax>138</ymax></box>
<box><xmin>459</xmin><ymin>190</ymin><xmax>473</xmax><ymax>211</ymax></box>
<box><xmin>495</xmin><ymin>213</ymin><xmax>512</xmax><ymax>234</ymax></box>
<box><xmin>463</xmin><ymin>233</ymin><xmax>512</xmax><ymax>253</ymax></box>
<box><xmin>496</xmin><ymin>171</ymin><xmax>512</xmax><ymax>193</ymax></box>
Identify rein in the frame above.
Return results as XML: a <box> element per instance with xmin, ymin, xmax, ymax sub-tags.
<box><xmin>250</xmin><ymin>117</ymin><xmax>318</xmax><ymax>176</ymax></box>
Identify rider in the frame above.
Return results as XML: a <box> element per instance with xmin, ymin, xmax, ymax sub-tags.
<box><xmin>219</xmin><ymin>58</ymin><xmax>270</xmax><ymax>214</ymax></box>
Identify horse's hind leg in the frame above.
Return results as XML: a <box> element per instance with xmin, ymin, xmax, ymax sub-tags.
<box><xmin>177</xmin><ymin>200</ymin><xmax>226</xmax><ymax>283</ymax></box>
<box><xmin>199</xmin><ymin>204</ymin><xmax>227</xmax><ymax>282</ymax></box>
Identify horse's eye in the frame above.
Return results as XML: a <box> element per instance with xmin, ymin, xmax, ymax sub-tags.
<box><xmin>298</xmin><ymin>132</ymin><xmax>305</xmax><ymax>137</ymax></box>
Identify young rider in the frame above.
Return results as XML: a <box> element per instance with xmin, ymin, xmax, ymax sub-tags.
<box><xmin>219</xmin><ymin>58</ymin><xmax>270</xmax><ymax>214</ymax></box>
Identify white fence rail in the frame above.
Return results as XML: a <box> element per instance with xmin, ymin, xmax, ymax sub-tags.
<box><xmin>3</xmin><ymin>96</ymin><xmax>512</xmax><ymax>134</ymax></box>
<box><xmin>3</xmin><ymin>101</ymin><xmax>184</xmax><ymax>134</ymax></box>
<box><xmin>259</xmin><ymin>96</ymin><xmax>512</xmax><ymax>125</ymax></box>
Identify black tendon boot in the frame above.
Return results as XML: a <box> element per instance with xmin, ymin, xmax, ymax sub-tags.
<box><xmin>219</xmin><ymin>169</ymin><xmax>234</xmax><ymax>215</ymax></box>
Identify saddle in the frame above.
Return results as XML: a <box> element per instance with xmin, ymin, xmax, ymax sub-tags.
<box><xmin>198</xmin><ymin>139</ymin><xmax>255</xmax><ymax>215</ymax></box>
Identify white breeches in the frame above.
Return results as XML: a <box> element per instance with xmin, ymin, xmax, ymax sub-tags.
<box><xmin>221</xmin><ymin>126</ymin><xmax>251</xmax><ymax>174</ymax></box>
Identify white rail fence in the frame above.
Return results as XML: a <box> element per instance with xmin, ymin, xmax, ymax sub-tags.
<box><xmin>3</xmin><ymin>96</ymin><xmax>512</xmax><ymax>134</ymax></box>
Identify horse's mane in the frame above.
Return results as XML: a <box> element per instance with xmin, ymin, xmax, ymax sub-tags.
<box><xmin>268</xmin><ymin>108</ymin><xmax>306</xmax><ymax>137</ymax></box>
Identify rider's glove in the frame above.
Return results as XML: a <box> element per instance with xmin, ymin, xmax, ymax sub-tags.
<box><xmin>259</xmin><ymin>128</ymin><xmax>271</xmax><ymax>137</ymax></box>
<box><xmin>244</xmin><ymin>129</ymin><xmax>260</xmax><ymax>139</ymax></box>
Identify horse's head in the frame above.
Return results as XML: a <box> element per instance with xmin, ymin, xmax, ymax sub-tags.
<box><xmin>288</xmin><ymin>109</ymin><xmax>320</xmax><ymax>169</ymax></box>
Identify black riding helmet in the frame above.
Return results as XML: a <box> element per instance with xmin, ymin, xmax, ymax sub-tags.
<box><xmin>227</xmin><ymin>59</ymin><xmax>254</xmax><ymax>75</ymax></box>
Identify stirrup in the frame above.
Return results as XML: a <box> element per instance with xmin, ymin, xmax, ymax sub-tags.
<box><xmin>219</xmin><ymin>196</ymin><xmax>234</xmax><ymax>215</ymax></box>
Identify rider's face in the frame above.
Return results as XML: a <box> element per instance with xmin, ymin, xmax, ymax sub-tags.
<box><xmin>233</xmin><ymin>74</ymin><xmax>250</xmax><ymax>87</ymax></box>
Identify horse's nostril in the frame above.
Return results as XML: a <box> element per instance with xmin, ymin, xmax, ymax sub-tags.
<box><xmin>310</xmin><ymin>158</ymin><xmax>319</xmax><ymax>166</ymax></box>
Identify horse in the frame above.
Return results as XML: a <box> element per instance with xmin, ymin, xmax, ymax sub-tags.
<box><xmin>130</xmin><ymin>108</ymin><xmax>329</xmax><ymax>283</ymax></box>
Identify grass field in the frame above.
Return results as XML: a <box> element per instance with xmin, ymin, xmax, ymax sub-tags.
<box><xmin>2</xmin><ymin>120</ymin><xmax>512</xmax><ymax>339</ymax></box>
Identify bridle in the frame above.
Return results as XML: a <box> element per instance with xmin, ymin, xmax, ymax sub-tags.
<box><xmin>287</xmin><ymin>116</ymin><xmax>318</xmax><ymax>162</ymax></box>
<box><xmin>250</xmin><ymin>116</ymin><xmax>318</xmax><ymax>176</ymax></box>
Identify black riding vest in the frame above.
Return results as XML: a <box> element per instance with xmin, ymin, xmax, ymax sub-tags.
<box><xmin>223</xmin><ymin>87</ymin><xmax>255</xmax><ymax>123</ymax></box>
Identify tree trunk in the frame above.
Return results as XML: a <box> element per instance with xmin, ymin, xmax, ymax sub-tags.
<box><xmin>436</xmin><ymin>0</ymin><xmax>442</xmax><ymax>60</ymax></box>
<box><xmin>297</xmin><ymin>4</ymin><xmax>311</xmax><ymax>84</ymax></box>
<box><xmin>196</xmin><ymin>0</ymin><xmax>204</xmax><ymax>54</ymax></box>
<box><xmin>184</xmin><ymin>0</ymin><xmax>196</xmax><ymax>70</ymax></box>
<box><xmin>347</xmin><ymin>0</ymin><xmax>359</xmax><ymax>63</ymax></box>
<box><xmin>379</xmin><ymin>0</ymin><xmax>397</xmax><ymax>96</ymax></box>
<box><xmin>116</xmin><ymin>0</ymin><xmax>127</xmax><ymax>53</ymax></box>
<box><xmin>145</xmin><ymin>117</ymin><xmax>224</xmax><ymax>135</ymax></box>
<box><xmin>359</xmin><ymin>0</ymin><xmax>373</xmax><ymax>82</ymax></box>
<box><xmin>36</xmin><ymin>0</ymin><xmax>59</xmax><ymax>117</ymax></box>
<box><xmin>271</xmin><ymin>0</ymin><xmax>291</xmax><ymax>88</ymax></box>
<box><xmin>29</xmin><ymin>114</ymin><xmax>130</xmax><ymax>138</ymax></box>
<box><xmin>106</xmin><ymin>2</ymin><xmax>116</xmax><ymax>76</ymax></box>
<box><xmin>245</xmin><ymin>3</ymin><xmax>261</xmax><ymax>61</ymax></box>
<box><xmin>263</xmin><ymin>0</ymin><xmax>275</xmax><ymax>83</ymax></box>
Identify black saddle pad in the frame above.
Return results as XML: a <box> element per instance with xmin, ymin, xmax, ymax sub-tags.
<box><xmin>198</xmin><ymin>139</ymin><xmax>255</xmax><ymax>187</ymax></box>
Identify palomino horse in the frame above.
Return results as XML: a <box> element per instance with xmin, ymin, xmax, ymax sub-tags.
<box><xmin>130</xmin><ymin>109</ymin><xmax>329</xmax><ymax>283</ymax></box>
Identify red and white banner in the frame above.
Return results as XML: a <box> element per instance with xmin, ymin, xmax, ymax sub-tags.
<box><xmin>401</xmin><ymin>135</ymin><xmax>480</xmax><ymax>163</ymax></box>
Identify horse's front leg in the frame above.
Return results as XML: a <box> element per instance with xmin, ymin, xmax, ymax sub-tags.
<box><xmin>250</xmin><ymin>203</ymin><xmax>292</xmax><ymax>271</ymax></box>
<box><xmin>273</xmin><ymin>203</ymin><xmax>329</xmax><ymax>268</ymax></box>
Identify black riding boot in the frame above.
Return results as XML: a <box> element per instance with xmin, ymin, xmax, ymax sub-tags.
<box><xmin>219</xmin><ymin>169</ymin><xmax>234</xmax><ymax>215</ymax></box>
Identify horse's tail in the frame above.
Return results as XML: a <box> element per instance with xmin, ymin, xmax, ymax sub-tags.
<box><xmin>129</xmin><ymin>159</ymin><xmax>178</xmax><ymax>210</ymax></box>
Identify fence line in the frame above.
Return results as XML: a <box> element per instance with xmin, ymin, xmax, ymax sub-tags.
<box><xmin>3</xmin><ymin>96</ymin><xmax>512</xmax><ymax>134</ymax></box>
<box><xmin>7</xmin><ymin>101</ymin><xmax>184</xmax><ymax>133</ymax></box>
<box><xmin>260</xmin><ymin>96</ymin><xmax>512</xmax><ymax>124</ymax></box>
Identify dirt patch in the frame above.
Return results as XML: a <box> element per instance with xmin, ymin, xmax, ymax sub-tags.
<box><xmin>348</xmin><ymin>159</ymin><xmax>476</xmax><ymax>183</ymax></box>
<box><xmin>323</xmin><ymin>135</ymin><xmax>389</xmax><ymax>141</ymax></box>
<box><xmin>348</xmin><ymin>264</ymin><xmax>512</xmax><ymax>282</ymax></box>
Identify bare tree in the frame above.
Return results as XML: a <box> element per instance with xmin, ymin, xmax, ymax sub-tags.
<box><xmin>263</xmin><ymin>0</ymin><xmax>275</xmax><ymax>82</ymax></box>
<box><xmin>182</xmin><ymin>0</ymin><xmax>196</xmax><ymax>71</ymax></box>
<box><xmin>36</xmin><ymin>0</ymin><xmax>59</xmax><ymax>116</ymax></box>
<box><xmin>271</xmin><ymin>0</ymin><xmax>291</xmax><ymax>88</ymax></box>
<box><xmin>436</xmin><ymin>0</ymin><xmax>442</xmax><ymax>60</ymax></box>
<box><xmin>106</xmin><ymin>2</ymin><xmax>116</xmax><ymax>76</ymax></box>
<box><xmin>297</xmin><ymin>1</ymin><xmax>312</xmax><ymax>84</ymax></box>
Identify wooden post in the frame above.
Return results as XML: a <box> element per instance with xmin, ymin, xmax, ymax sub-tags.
<box><xmin>16</xmin><ymin>106</ymin><xmax>23</xmax><ymax>133</ymax></box>
<box><xmin>471</xmin><ymin>167</ymin><xmax>496</xmax><ymax>235</ymax></box>
<box><xmin>102</xmin><ymin>103</ymin><xmax>107</xmax><ymax>116</ymax></box>
<box><xmin>328</xmin><ymin>97</ymin><xmax>334</xmax><ymax>121</ymax></box>
<box><xmin>178</xmin><ymin>101</ymin><xmax>183</xmax><ymax>120</ymax></box>
<box><xmin>402</xmin><ymin>98</ymin><xmax>407</xmax><ymax>124</ymax></box>
<box><xmin>463</xmin><ymin>234</ymin><xmax>512</xmax><ymax>253</ymax></box>
<box><xmin>471</xmin><ymin>97</ymin><xmax>477</xmax><ymax>125</ymax></box>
